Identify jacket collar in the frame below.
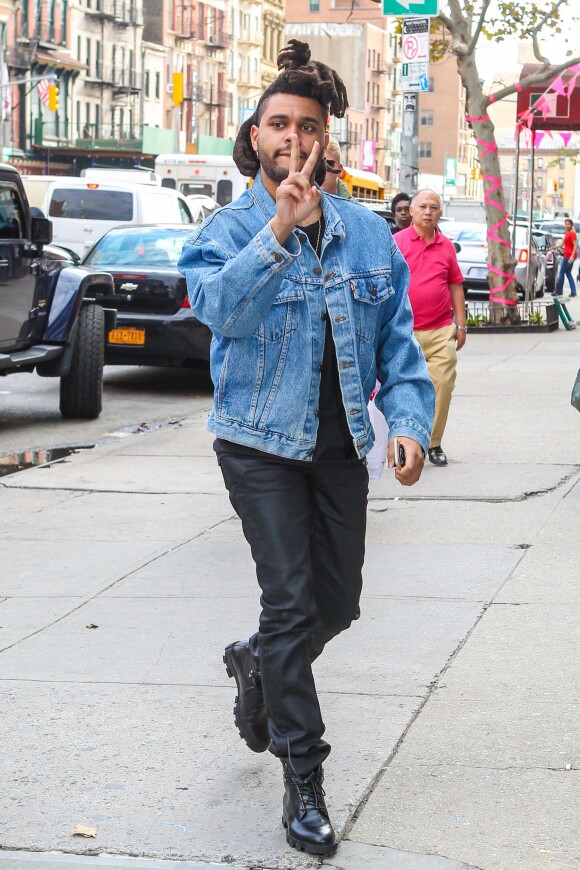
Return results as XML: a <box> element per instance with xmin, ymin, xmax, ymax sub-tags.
<box><xmin>250</xmin><ymin>170</ymin><xmax>345</xmax><ymax>241</ymax></box>
<box><xmin>409</xmin><ymin>224</ymin><xmax>442</xmax><ymax>244</ymax></box>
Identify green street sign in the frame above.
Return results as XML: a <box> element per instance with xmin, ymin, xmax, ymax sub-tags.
<box><xmin>383</xmin><ymin>0</ymin><xmax>439</xmax><ymax>15</ymax></box>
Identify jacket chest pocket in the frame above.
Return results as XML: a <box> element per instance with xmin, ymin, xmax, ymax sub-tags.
<box><xmin>253</xmin><ymin>282</ymin><xmax>303</xmax><ymax>341</ymax></box>
<box><xmin>351</xmin><ymin>275</ymin><xmax>394</xmax><ymax>342</ymax></box>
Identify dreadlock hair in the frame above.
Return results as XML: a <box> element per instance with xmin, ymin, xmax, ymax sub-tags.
<box><xmin>233</xmin><ymin>40</ymin><xmax>349</xmax><ymax>181</ymax></box>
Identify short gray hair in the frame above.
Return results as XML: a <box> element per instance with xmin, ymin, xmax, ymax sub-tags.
<box><xmin>410</xmin><ymin>189</ymin><xmax>442</xmax><ymax>207</ymax></box>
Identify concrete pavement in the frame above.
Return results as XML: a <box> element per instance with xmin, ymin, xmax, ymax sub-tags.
<box><xmin>1</xmin><ymin>321</ymin><xmax>579</xmax><ymax>870</ymax></box>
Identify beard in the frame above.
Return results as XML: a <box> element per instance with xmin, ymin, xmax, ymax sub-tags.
<box><xmin>258</xmin><ymin>145</ymin><xmax>326</xmax><ymax>184</ymax></box>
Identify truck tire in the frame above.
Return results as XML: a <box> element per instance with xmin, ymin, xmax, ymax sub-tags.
<box><xmin>59</xmin><ymin>303</ymin><xmax>104</xmax><ymax>419</ymax></box>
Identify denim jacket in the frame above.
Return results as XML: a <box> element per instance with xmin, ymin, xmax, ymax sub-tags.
<box><xmin>178</xmin><ymin>172</ymin><xmax>434</xmax><ymax>460</ymax></box>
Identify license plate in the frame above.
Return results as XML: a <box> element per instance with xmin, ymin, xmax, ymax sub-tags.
<box><xmin>108</xmin><ymin>328</ymin><xmax>145</xmax><ymax>346</ymax></box>
<box><xmin>469</xmin><ymin>267</ymin><xmax>488</xmax><ymax>279</ymax></box>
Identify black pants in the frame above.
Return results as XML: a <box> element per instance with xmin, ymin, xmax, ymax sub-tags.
<box><xmin>216</xmin><ymin>444</ymin><xmax>368</xmax><ymax>773</ymax></box>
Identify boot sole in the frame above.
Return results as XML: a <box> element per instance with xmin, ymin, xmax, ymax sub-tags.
<box><xmin>282</xmin><ymin>817</ymin><xmax>338</xmax><ymax>856</ymax></box>
<box><xmin>223</xmin><ymin>647</ymin><xmax>268</xmax><ymax>754</ymax></box>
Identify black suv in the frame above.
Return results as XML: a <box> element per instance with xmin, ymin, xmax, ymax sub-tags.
<box><xmin>0</xmin><ymin>164</ymin><xmax>115</xmax><ymax>418</ymax></box>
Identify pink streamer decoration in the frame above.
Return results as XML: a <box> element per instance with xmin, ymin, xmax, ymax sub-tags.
<box><xmin>534</xmin><ymin>131</ymin><xmax>545</xmax><ymax>147</ymax></box>
<box><xmin>551</xmin><ymin>76</ymin><xmax>567</xmax><ymax>96</ymax></box>
<box><xmin>561</xmin><ymin>132</ymin><xmax>573</xmax><ymax>147</ymax></box>
<box><xmin>465</xmin><ymin>114</ymin><xmax>488</xmax><ymax>123</ymax></box>
<box><xmin>515</xmin><ymin>82</ymin><xmax>523</xmax><ymax>92</ymax></box>
<box><xmin>566</xmin><ymin>74</ymin><xmax>579</xmax><ymax>98</ymax></box>
<box><xmin>488</xmin><ymin>94</ymin><xmax>496</xmax><ymax>103</ymax></box>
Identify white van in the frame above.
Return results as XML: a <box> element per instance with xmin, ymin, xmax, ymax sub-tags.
<box><xmin>155</xmin><ymin>154</ymin><xmax>247</xmax><ymax>205</ymax></box>
<box><xmin>80</xmin><ymin>167</ymin><xmax>161</xmax><ymax>185</ymax></box>
<box><xmin>42</xmin><ymin>179</ymin><xmax>194</xmax><ymax>256</ymax></box>
<box><xmin>20</xmin><ymin>175</ymin><xmax>67</xmax><ymax>209</ymax></box>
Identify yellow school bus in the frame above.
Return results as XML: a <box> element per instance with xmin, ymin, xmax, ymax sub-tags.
<box><xmin>341</xmin><ymin>166</ymin><xmax>386</xmax><ymax>201</ymax></box>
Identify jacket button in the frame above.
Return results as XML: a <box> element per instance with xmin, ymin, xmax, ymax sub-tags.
<box><xmin>370</xmin><ymin>287</ymin><xmax>377</xmax><ymax>297</ymax></box>
<box><xmin>313</xmin><ymin>266</ymin><xmax>322</xmax><ymax>275</ymax></box>
<box><xmin>273</xmin><ymin>252</ymin><xmax>283</xmax><ymax>263</ymax></box>
<box><xmin>321</xmin><ymin>312</ymin><xmax>327</xmax><ymax>320</ymax></box>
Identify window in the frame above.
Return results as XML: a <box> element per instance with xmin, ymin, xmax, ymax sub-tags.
<box><xmin>419</xmin><ymin>142</ymin><xmax>432</xmax><ymax>158</ymax></box>
<box><xmin>309</xmin><ymin>0</ymin><xmax>320</xmax><ymax>9</ymax></box>
<box><xmin>48</xmin><ymin>188</ymin><xmax>134</xmax><ymax>221</ymax></box>
<box><xmin>217</xmin><ymin>179</ymin><xmax>233</xmax><ymax>205</ymax></box>
<box><xmin>155</xmin><ymin>71</ymin><xmax>161</xmax><ymax>99</ymax></box>
<box><xmin>428</xmin><ymin>77</ymin><xmax>434</xmax><ymax>92</ymax></box>
<box><xmin>144</xmin><ymin>70</ymin><xmax>150</xmax><ymax>97</ymax></box>
<box><xmin>178</xmin><ymin>198</ymin><xmax>193</xmax><ymax>223</ymax></box>
<box><xmin>537</xmin><ymin>157</ymin><xmax>543</xmax><ymax>169</ymax></box>
<box><xmin>559</xmin><ymin>158</ymin><xmax>565</xmax><ymax>170</ymax></box>
<box><xmin>559</xmin><ymin>177</ymin><xmax>564</xmax><ymax>189</ymax></box>
<box><xmin>420</xmin><ymin>110</ymin><xmax>433</xmax><ymax>126</ymax></box>
<box><xmin>0</xmin><ymin>186</ymin><xmax>24</xmax><ymax>239</ymax></box>
<box><xmin>537</xmin><ymin>176</ymin><xmax>543</xmax><ymax>189</ymax></box>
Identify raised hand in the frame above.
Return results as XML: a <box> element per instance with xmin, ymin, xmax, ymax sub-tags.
<box><xmin>272</xmin><ymin>135</ymin><xmax>322</xmax><ymax>237</ymax></box>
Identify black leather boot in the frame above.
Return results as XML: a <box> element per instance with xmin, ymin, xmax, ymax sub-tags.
<box><xmin>282</xmin><ymin>763</ymin><xmax>337</xmax><ymax>855</ymax></box>
<box><xmin>223</xmin><ymin>640</ymin><xmax>269</xmax><ymax>753</ymax></box>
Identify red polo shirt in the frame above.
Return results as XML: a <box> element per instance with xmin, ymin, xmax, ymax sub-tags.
<box><xmin>562</xmin><ymin>229</ymin><xmax>577</xmax><ymax>259</ymax></box>
<box><xmin>395</xmin><ymin>225</ymin><xmax>464</xmax><ymax>331</ymax></box>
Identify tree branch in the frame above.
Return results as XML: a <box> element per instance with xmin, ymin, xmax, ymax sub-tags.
<box><xmin>466</xmin><ymin>0</ymin><xmax>492</xmax><ymax>55</ymax></box>
<box><xmin>436</xmin><ymin>9</ymin><xmax>454</xmax><ymax>31</ymax></box>
<box><xmin>487</xmin><ymin>57</ymin><xmax>580</xmax><ymax>105</ymax></box>
<box><xmin>531</xmin><ymin>1</ymin><xmax>565</xmax><ymax>64</ymax></box>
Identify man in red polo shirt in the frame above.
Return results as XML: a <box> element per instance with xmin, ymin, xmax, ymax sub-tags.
<box><xmin>394</xmin><ymin>190</ymin><xmax>466</xmax><ymax>466</ymax></box>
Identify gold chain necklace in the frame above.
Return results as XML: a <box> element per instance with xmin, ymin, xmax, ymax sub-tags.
<box><xmin>314</xmin><ymin>216</ymin><xmax>322</xmax><ymax>256</ymax></box>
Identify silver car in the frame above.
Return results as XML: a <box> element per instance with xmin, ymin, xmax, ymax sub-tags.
<box><xmin>441</xmin><ymin>222</ymin><xmax>545</xmax><ymax>298</ymax></box>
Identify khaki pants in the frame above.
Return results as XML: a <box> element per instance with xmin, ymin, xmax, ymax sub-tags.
<box><xmin>414</xmin><ymin>323</ymin><xmax>457</xmax><ymax>448</ymax></box>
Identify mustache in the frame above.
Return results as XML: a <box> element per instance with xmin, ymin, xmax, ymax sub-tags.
<box><xmin>274</xmin><ymin>148</ymin><xmax>308</xmax><ymax>159</ymax></box>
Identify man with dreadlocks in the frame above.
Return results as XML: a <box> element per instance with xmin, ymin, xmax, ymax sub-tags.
<box><xmin>178</xmin><ymin>41</ymin><xmax>434</xmax><ymax>856</ymax></box>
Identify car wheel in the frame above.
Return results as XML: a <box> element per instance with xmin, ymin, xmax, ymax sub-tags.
<box><xmin>59</xmin><ymin>303</ymin><xmax>104</xmax><ymax>419</ymax></box>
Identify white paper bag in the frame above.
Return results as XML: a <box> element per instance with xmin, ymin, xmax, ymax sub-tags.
<box><xmin>366</xmin><ymin>383</ymin><xmax>389</xmax><ymax>480</ymax></box>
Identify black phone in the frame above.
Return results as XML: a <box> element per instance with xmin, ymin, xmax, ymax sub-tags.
<box><xmin>393</xmin><ymin>438</ymin><xmax>406</xmax><ymax>469</ymax></box>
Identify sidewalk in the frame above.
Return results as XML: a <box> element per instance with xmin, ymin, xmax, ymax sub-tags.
<box><xmin>1</xmin><ymin>324</ymin><xmax>579</xmax><ymax>870</ymax></box>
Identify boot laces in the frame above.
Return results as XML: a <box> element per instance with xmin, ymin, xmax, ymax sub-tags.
<box><xmin>287</xmin><ymin>768</ymin><xmax>328</xmax><ymax>816</ymax></box>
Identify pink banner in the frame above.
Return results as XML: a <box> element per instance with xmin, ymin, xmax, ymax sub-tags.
<box><xmin>561</xmin><ymin>131</ymin><xmax>573</xmax><ymax>147</ymax></box>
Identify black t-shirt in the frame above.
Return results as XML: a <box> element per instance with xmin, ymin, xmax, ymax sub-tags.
<box><xmin>215</xmin><ymin>215</ymin><xmax>356</xmax><ymax>462</ymax></box>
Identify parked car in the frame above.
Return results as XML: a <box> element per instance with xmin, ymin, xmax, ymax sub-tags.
<box><xmin>359</xmin><ymin>200</ymin><xmax>395</xmax><ymax>229</ymax></box>
<box><xmin>536</xmin><ymin>219</ymin><xmax>580</xmax><ymax>240</ymax></box>
<box><xmin>531</xmin><ymin>230</ymin><xmax>563</xmax><ymax>294</ymax></box>
<box><xmin>185</xmin><ymin>194</ymin><xmax>220</xmax><ymax>223</ymax></box>
<box><xmin>440</xmin><ymin>222</ymin><xmax>545</xmax><ymax>297</ymax></box>
<box><xmin>0</xmin><ymin>164</ymin><xmax>115</xmax><ymax>418</ymax></box>
<box><xmin>81</xmin><ymin>224</ymin><xmax>211</xmax><ymax>368</ymax></box>
<box><xmin>42</xmin><ymin>179</ymin><xmax>195</xmax><ymax>257</ymax></box>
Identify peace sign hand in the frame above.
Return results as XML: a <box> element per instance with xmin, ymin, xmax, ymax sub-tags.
<box><xmin>273</xmin><ymin>136</ymin><xmax>322</xmax><ymax>234</ymax></box>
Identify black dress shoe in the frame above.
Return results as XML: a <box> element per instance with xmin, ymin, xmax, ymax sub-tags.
<box><xmin>282</xmin><ymin>763</ymin><xmax>337</xmax><ymax>855</ymax></box>
<box><xmin>223</xmin><ymin>641</ymin><xmax>269</xmax><ymax>753</ymax></box>
<box><xmin>428</xmin><ymin>446</ymin><xmax>448</xmax><ymax>466</ymax></box>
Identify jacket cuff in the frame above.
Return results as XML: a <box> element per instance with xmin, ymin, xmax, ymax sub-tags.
<box><xmin>255</xmin><ymin>221</ymin><xmax>301</xmax><ymax>268</ymax></box>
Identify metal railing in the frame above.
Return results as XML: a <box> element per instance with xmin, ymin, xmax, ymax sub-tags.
<box><xmin>34</xmin><ymin>120</ymin><xmax>143</xmax><ymax>149</ymax></box>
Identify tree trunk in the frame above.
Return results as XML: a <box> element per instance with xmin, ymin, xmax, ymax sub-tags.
<box><xmin>455</xmin><ymin>54</ymin><xmax>521</xmax><ymax>325</ymax></box>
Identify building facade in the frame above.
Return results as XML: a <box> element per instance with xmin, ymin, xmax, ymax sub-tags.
<box><xmin>1</xmin><ymin>0</ymin><xmax>289</xmax><ymax>171</ymax></box>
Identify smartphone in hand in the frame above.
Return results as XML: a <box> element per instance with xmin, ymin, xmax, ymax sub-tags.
<box><xmin>393</xmin><ymin>438</ymin><xmax>406</xmax><ymax>470</ymax></box>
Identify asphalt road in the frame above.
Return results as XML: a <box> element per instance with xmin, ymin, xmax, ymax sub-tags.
<box><xmin>0</xmin><ymin>365</ymin><xmax>214</xmax><ymax>458</ymax></box>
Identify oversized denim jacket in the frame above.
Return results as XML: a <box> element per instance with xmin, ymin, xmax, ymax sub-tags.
<box><xmin>178</xmin><ymin>172</ymin><xmax>435</xmax><ymax>460</ymax></box>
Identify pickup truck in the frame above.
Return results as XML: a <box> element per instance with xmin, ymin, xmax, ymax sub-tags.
<box><xmin>0</xmin><ymin>163</ymin><xmax>115</xmax><ymax>418</ymax></box>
